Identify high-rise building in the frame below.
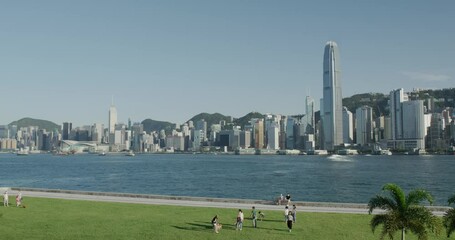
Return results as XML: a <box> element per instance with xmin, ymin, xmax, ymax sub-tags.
<box><xmin>108</xmin><ymin>101</ymin><xmax>118</xmax><ymax>145</ymax></box>
<box><xmin>267</xmin><ymin>122</ymin><xmax>280</xmax><ymax>150</ymax></box>
<box><xmin>389</xmin><ymin>88</ymin><xmax>407</xmax><ymax>140</ymax></box>
<box><xmin>195</xmin><ymin>119</ymin><xmax>207</xmax><ymax>142</ymax></box>
<box><xmin>62</xmin><ymin>122</ymin><xmax>72</xmax><ymax>140</ymax></box>
<box><xmin>285</xmin><ymin>117</ymin><xmax>296</xmax><ymax>149</ymax></box>
<box><xmin>322</xmin><ymin>41</ymin><xmax>343</xmax><ymax>150</ymax></box>
<box><xmin>342</xmin><ymin>107</ymin><xmax>353</xmax><ymax>143</ymax></box>
<box><xmin>109</xmin><ymin>104</ymin><xmax>117</xmax><ymax>135</ymax></box>
<box><xmin>402</xmin><ymin>100</ymin><xmax>425</xmax><ymax>149</ymax></box>
<box><xmin>355</xmin><ymin>106</ymin><xmax>373</xmax><ymax>146</ymax></box>
<box><xmin>304</xmin><ymin>96</ymin><xmax>315</xmax><ymax>134</ymax></box>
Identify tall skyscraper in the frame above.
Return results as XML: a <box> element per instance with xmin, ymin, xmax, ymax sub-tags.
<box><xmin>304</xmin><ymin>96</ymin><xmax>315</xmax><ymax>134</ymax></box>
<box><xmin>322</xmin><ymin>41</ymin><xmax>343</xmax><ymax>150</ymax></box>
<box><xmin>355</xmin><ymin>106</ymin><xmax>373</xmax><ymax>146</ymax></box>
<box><xmin>402</xmin><ymin>100</ymin><xmax>425</xmax><ymax>149</ymax></box>
<box><xmin>108</xmin><ymin>100</ymin><xmax>118</xmax><ymax>145</ymax></box>
<box><xmin>342</xmin><ymin>107</ymin><xmax>353</xmax><ymax>143</ymax></box>
<box><xmin>62</xmin><ymin>122</ymin><xmax>72</xmax><ymax>140</ymax></box>
<box><xmin>109</xmin><ymin>104</ymin><xmax>117</xmax><ymax>135</ymax></box>
<box><xmin>390</xmin><ymin>88</ymin><xmax>407</xmax><ymax>140</ymax></box>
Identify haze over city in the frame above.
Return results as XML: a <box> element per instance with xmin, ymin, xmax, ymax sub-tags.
<box><xmin>1</xmin><ymin>1</ymin><xmax>454</xmax><ymax>127</ymax></box>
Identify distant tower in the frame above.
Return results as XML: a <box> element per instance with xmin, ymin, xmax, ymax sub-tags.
<box><xmin>342</xmin><ymin>107</ymin><xmax>353</xmax><ymax>143</ymax></box>
<box><xmin>355</xmin><ymin>106</ymin><xmax>373</xmax><ymax>146</ymax></box>
<box><xmin>390</xmin><ymin>88</ymin><xmax>406</xmax><ymax>140</ymax></box>
<box><xmin>109</xmin><ymin>98</ymin><xmax>118</xmax><ymax>143</ymax></box>
<box><xmin>304</xmin><ymin>96</ymin><xmax>315</xmax><ymax>134</ymax></box>
<box><xmin>62</xmin><ymin>122</ymin><xmax>72</xmax><ymax>140</ymax></box>
<box><xmin>322</xmin><ymin>41</ymin><xmax>343</xmax><ymax>150</ymax></box>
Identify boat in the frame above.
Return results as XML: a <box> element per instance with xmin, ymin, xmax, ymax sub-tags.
<box><xmin>372</xmin><ymin>144</ymin><xmax>392</xmax><ymax>155</ymax></box>
<box><xmin>126</xmin><ymin>151</ymin><xmax>135</xmax><ymax>157</ymax></box>
<box><xmin>98</xmin><ymin>152</ymin><xmax>107</xmax><ymax>156</ymax></box>
<box><xmin>16</xmin><ymin>149</ymin><xmax>29</xmax><ymax>156</ymax></box>
<box><xmin>337</xmin><ymin>149</ymin><xmax>358</xmax><ymax>155</ymax></box>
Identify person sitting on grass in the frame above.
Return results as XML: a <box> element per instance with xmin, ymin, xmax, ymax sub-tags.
<box><xmin>211</xmin><ymin>215</ymin><xmax>221</xmax><ymax>233</ymax></box>
<box><xmin>16</xmin><ymin>193</ymin><xmax>21</xmax><ymax>207</ymax></box>
<box><xmin>258</xmin><ymin>211</ymin><xmax>265</xmax><ymax>221</ymax></box>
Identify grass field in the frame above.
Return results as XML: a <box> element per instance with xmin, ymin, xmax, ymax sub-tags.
<box><xmin>0</xmin><ymin>197</ymin><xmax>446</xmax><ymax>239</ymax></box>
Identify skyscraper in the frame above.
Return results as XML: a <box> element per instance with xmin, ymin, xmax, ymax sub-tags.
<box><xmin>390</xmin><ymin>88</ymin><xmax>407</xmax><ymax>141</ymax></box>
<box><xmin>355</xmin><ymin>106</ymin><xmax>373</xmax><ymax>146</ymax></box>
<box><xmin>62</xmin><ymin>122</ymin><xmax>72</xmax><ymax>140</ymax></box>
<box><xmin>108</xmin><ymin>102</ymin><xmax>117</xmax><ymax>144</ymax></box>
<box><xmin>304</xmin><ymin>96</ymin><xmax>315</xmax><ymax>134</ymax></box>
<box><xmin>342</xmin><ymin>107</ymin><xmax>353</xmax><ymax>144</ymax></box>
<box><xmin>322</xmin><ymin>41</ymin><xmax>343</xmax><ymax>150</ymax></box>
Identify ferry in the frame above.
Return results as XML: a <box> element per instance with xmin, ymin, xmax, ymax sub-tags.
<box><xmin>337</xmin><ymin>149</ymin><xmax>358</xmax><ymax>155</ymax></box>
<box><xmin>16</xmin><ymin>150</ymin><xmax>29</xmax><ymax>156</ymax></box>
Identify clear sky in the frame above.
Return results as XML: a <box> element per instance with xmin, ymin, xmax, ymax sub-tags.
<box><xmin>1</xmin><ymin>0</ymin><xmax>454</xmax><ymax>127</ymax></box>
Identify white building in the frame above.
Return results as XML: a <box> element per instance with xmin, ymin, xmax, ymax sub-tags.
<box><xmin>400</xmin><ymin>100</ymin><xmax>425</xmax><ymax>149</ymax></box>
<box><xmin>267</xmin><ymin>122</ymin><xmax>280</xmax><ymax>150</ymax></box>
<box><xmin>342</xmin><ymin>107</ymin><xmax>354</xmax><ymax>144</ymax></box>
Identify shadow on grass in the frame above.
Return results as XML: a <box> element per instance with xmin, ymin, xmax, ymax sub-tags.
<box><xmin>173</xmin><ymin>221</ymin><xmax>291</xmax><ymax>234</ymax></box>
<box><xmin>172</xmin><ymin>222</ymin><xmax>212</xmax><ymax>232</ymax></box>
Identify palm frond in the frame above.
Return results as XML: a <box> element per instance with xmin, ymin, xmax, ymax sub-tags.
<box><xmin>443</xmin><ymin>208</ymin><xmax>455</xmax><ymax>237</ymax></box>
<box><xmin>448</xmin><ymin>194</ymin><xmax>455</xmax><ymax>206</ymax></box>
<box><xmin>407</xmin><ymin>206</ymin><xmax>442</xmax><ymax>239</ymax></box>
<box><xmin>406</xmin><ymin>189</ymin><xmax>433</xmax><ymax>206</ymax></box>
<box><xmin>383</xmin><ymin>183</ymin><xmax>406</xmax><ymax>212</ymax></box>
<box><xmin>368</xmin><ymin>195</ymin><xmax>397</xmax><ymax>214</ymax></box>
<box><xmin>372</xmin><ymin>214</ymin><xmax>400</xmax><ymax>240</ymax></box>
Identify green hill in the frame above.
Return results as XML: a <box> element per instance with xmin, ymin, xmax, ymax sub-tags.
<box><xmin>233</xmin><ymin>112</ymin><xmax>265</xmax><ymax>129</ymax></box>
<box><xmin>141</xmin><ymin>119</ymin><xmax>175</xmax><ymax>135</ymax></box>
<box><xmin>188</xmin><ymin>112</ymin><xmax>232</xmax><ymax>128</ymax></box>
<box><xmin>342</xmin><ymin>93</ymin><xmax>389</xmax><ymax>118</ymax></box>
<box><xmin>9</xmin><ymin>118</ymin><xmax>60</xmax><ymax>132</ymax></box>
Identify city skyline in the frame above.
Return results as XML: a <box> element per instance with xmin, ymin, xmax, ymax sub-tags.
<box><xmin>1</xmin><ymin>1</ymin><xmax>454</xmax><ymax>127</ymax></box>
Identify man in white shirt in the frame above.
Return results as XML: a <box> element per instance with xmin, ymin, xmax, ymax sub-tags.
<box><xmin>3</xmin><ymin>191</ymin><xmax>8</xmax><ymax>207</ymax></box>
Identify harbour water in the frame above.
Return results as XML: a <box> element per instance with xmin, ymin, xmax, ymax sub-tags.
<box><xmin>1</xmin><ymin>153</ymin><xmax>453</xmax><ymax>205</ymax></box>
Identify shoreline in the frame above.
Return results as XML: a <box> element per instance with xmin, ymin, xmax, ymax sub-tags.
<box><xmin>2</xmin><ymin>187</ymin><xmax>449</xmax><ymax>216</ymax></box>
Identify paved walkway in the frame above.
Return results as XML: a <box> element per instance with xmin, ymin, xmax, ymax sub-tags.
<box><xmin>3</xmin><ymin>187</ymin><xmax>449</xmax><ymax>216</ymax></box>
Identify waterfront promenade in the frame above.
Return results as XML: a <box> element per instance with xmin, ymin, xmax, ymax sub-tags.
<box><xmin>3</xmin><ymin>187</ymin><xmax>449</xmax><ymax>217</ymax></box>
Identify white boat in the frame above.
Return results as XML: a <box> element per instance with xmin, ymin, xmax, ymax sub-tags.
<box><xmin>337</xmin><ymin>149</ymin><xmax>358</xmax><ymax>155</ymax></box>
<box><xmin>126</xmin><ymin>151</ymin><xmax>135</xmax><ymax>157</ymax></box>
<box><xmin>16</xmin><ymin>150</ymin><xmax>29</xmax><ymax>156</ymax></box>
<box><xmin>98</xmin><ymin>152</ymin><xmax>107</xmax><ymax>156</ymax></box>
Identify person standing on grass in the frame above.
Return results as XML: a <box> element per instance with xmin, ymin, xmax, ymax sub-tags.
<box><xmin>251</xmin><ymin>206</ymin><xmax>257</xmax><ymax>228</ymax></box>
<box><xmin>292</xmin><ymin>205</ymin><xmax>297</xmax><ymax>223</ymax></box>
<box><xmin>287</xmin><ymin>211</ymin><xmax>294</xmax><ymax>232</ymax></box>
<box><xmin>3</xmin><ymin>191</ymin><xmax>8</xmax><ymax>207</ymax></box>
<box><xmin>236</xmin><ymin>209</ymin><xmax>244</xmax><ymax>230</ymax></box>
<box><xmin>284</xmin><ymin>206</ymin><xmax>289</xmax><ymax>222</ymax></box>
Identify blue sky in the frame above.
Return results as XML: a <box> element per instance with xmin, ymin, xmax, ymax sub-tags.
<box><xmin>1</xmin><ymin>1</ymin><xmax>454</xmax><ymax>127</ymax></box>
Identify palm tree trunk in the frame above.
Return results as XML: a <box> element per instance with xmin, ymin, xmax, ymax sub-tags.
<box><xmin>401</xmin><ymin>228</ymin><xmax>405</xmax><ymax>240</ymax></box>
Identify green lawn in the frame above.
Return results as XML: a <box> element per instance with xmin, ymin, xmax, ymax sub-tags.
<box><xmin>0</xmin><ymin>197</ymin><xmax>446</xmax><ymax>240</ymax></box>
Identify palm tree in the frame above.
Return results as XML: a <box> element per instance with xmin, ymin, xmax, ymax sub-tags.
<box><xmin>368</xmin><ymin>183</ymin><xmax>441</xmax><ymax>240</ymax></box>
<box><xmin>443</xmin><ymin>194</ymin><xmax>455</xmax><ymax>238</ymax></box>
